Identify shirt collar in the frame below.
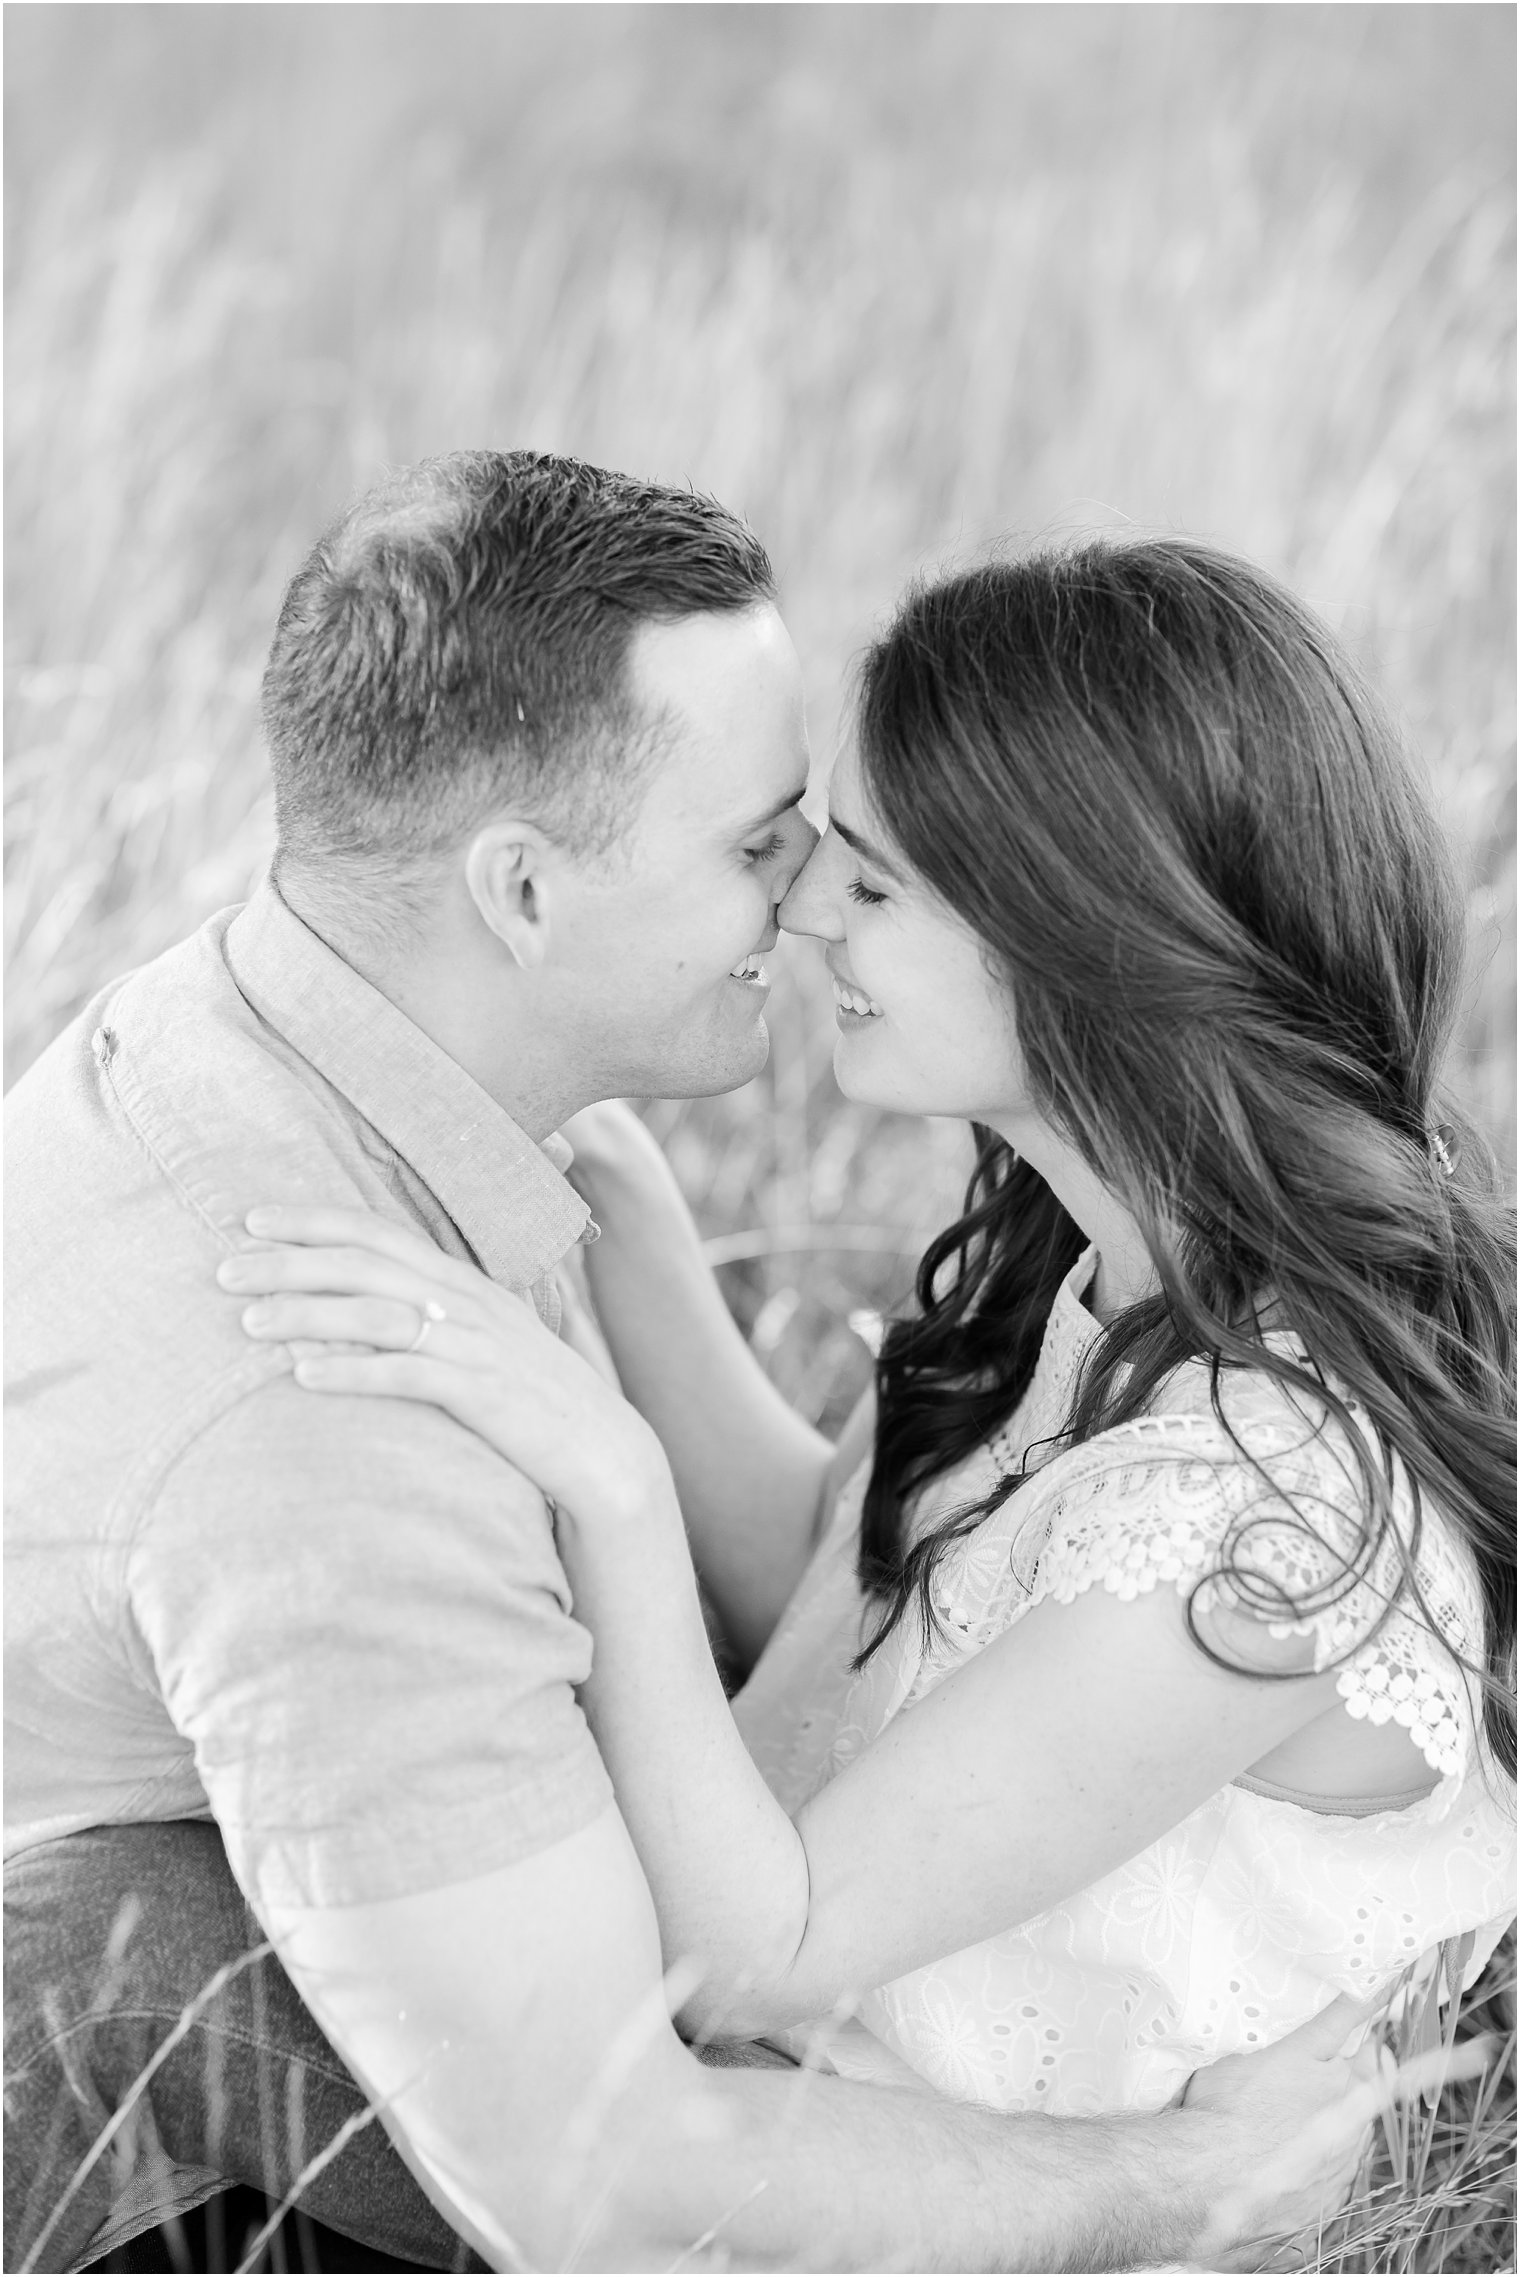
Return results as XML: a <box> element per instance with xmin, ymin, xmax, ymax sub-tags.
<box><xmin>224</xmin><ymin>877</ymin><xmax>590</xmax><ymax>1289</ymax></box>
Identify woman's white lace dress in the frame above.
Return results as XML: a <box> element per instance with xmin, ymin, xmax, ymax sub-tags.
<box><xmin>731</xmin><ymin>1250</ymin><xmax>1515</xmax><ymax>2114</ymax></box>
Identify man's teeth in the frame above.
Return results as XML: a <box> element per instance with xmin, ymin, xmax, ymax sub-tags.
<box><xmin>730</xmin><ymin>954</ymin><xmax>767</xmax><ymax>981</ymax></box>
<box><xmin>832</xmin><ymin>978</ymin><xmax>882</xmax><ymax>1018</ymax></box>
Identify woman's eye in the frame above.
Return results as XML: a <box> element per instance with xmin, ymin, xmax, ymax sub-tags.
<box><xmin>847</xmin><ymin>878</ymin><xmax>887</xmax><ymax>907</ymax></box>
<box><xmin>743</xmin><ymin>831</ymin><xmax>786</xmax><ymax>866</ymax></box>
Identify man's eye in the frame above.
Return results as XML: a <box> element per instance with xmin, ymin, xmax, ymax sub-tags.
<box><xmin>744</xmin><ymin>831</ymin><xmax>786</xmax><ymax>865</ymax></box>
<box><xmin>847</xmin><ymin>878</ymin><xmax>887</xmax><ymax>907</ymax></box>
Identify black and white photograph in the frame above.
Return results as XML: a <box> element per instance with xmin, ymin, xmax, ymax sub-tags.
<box><xmin>5</xmin><ymin>7</ymin><xmax>1515</xmax><ymax>2274</ymax></box>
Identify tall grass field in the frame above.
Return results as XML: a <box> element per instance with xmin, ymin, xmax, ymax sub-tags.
<box><xmin>6</xmin><ymin>7</ymin><xmax>1514</xmax><ymax>2272</ymax></box>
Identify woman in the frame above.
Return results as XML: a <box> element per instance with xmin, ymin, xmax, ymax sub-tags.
<box><xmin>224</xmin><ymin>539</ymin><xmax>1515</xmax><ymax>2115</ymax></box>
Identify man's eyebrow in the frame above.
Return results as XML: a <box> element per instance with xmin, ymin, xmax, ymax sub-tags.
<box><xmin>734</xmin><ymin>783</ymin><xmax>809</xmax><ymax>838</ymax></box>
<box><xmin>829</xmin><ymin>811</ymin><xmax>907</xmax><ymax>882</ymax></box>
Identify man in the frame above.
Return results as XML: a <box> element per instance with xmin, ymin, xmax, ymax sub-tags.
<box><xmin>7</xmin><ymin>451</ymin><xmax>1375</xmax><ymax>2273</ymax></box>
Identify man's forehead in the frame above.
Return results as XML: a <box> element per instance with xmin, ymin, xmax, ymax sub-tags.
<box><xmin>625</xmin><ymin>601</ymin><xmax>794</xmax><ymax>704</ymax></box>
<box><xmin>626</xmin><ymin>607</ymin><xmax>810</xmax><ymax>833</ymax></box>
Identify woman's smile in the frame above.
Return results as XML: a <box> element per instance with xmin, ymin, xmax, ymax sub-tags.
<box><xmin>830</xmin><ymin>966</ymin><xmax>883</xmax><ymax>1023</ymax></box>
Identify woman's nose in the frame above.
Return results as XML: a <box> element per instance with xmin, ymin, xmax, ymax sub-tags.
<box><xmin>779</xmin><ymin>828</ymin><xmax>841</xmax><ymax>940</ymax></box>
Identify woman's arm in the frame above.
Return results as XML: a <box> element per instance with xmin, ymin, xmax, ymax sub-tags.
<box><xmin>558</xmin><ymin>1103</ymin><xmax>837</xmax><ymax>1666</ymax></box>
<box><xmin>558</xmin><ymin>1492</ymin><xmax>1347</xmax><ymax>2038</ymax></box>
<box><xmin>224</xmin><ymin>1205</ymin><xmax>1348</xmax><ymax>2048</ymax></box>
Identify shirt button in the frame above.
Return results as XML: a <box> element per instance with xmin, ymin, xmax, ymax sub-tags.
<box><xmin>579</xmin><ymin>1218</ymin><xmax>601</xmax><ymax>1245</ymax></box>
<box><xmin>91</xmin><ymin>1026</ymin><xmax>116</xmax><ymax>1065</ymax></box>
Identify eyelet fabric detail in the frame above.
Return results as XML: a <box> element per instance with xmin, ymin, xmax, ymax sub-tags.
<box><xmin>730</xmin><ymin>1250</ymin><xmax>1514</xmax><ymax>2115</ymax></box>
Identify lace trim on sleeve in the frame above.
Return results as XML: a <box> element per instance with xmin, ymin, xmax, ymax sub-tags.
<box><xmin>1020</xmin><ymin>1406</ymin><xmax>1483</xmax><ymax>1784</ymax></box>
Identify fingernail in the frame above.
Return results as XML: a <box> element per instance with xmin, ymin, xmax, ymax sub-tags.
<box><xmin>217</xmin><ymin>1260</ymin><xmax>251</xmax><ymax>1287</ymax></box>
<box><xmin>245</xmin><ymin>1207</ymin><xmax>280</xmax><ymax>1233</ymax></box>
<box><xmin>242</xmin><ymin>1304</ymin><xmax>272</xmax><ymax>1331</ymax></box>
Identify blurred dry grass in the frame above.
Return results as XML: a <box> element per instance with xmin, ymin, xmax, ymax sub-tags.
<box><xmin>4</xmin><ymin>17</ymin><xmax>1515</xmax><ymax>2259</ymax></box>
<box><xmin>1321</xmin><ymin>1933</ymin><xmax>1515</xmax><ymax>2277</ymax></box>
<box><xmin>7</xmin><ymin>18</ymin><xmax>1514</xmax><ymax>1337</ymax></box>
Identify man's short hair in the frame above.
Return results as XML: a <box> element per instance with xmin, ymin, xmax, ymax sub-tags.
<box><xmin>263</xmin><ymin>451</ymin><xmax>776</xmax><ymax>870</ymax></box>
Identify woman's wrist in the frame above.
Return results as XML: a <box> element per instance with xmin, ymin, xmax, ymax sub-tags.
<box><xmin>553</xmin><ymin>1419</ymin><xmax>683</xmax><ymax>1537</ymax></box>
<box><xmin>568</xmin><ymin>1153</ymin><xmax>668</xmax><ymax>1227</ymax></box>
<box><xmin>568</xmin><ymin>1137</ymin><xmax>685</xmax><ymax>1228</ymax></box>
<box><xmin>557</xmin><ymin>1103</ymin><xmax>675</xmax><ymax>1209</ymax></box>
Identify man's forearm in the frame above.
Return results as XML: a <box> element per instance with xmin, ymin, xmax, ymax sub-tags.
<box><xmin>585</xmin><ymin>2059</ymin><xmax>1222</xmax><ymax>2273</ymax></box>
<box><xmin>264</xmin><ymin>1815</ymin><xmax>1363</xmax><ymax>2276</ymax></box>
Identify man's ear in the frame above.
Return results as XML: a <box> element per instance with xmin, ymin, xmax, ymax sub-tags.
<box><xmin>464</xmin><ymin>819</ymin><xmax>558</xmax><ymax>971</ymax></box>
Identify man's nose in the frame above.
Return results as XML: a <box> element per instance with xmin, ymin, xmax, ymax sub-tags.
<box><xmin>785</xmin><ymin>814</ymin><xmax>822</xmax><ymax>882</ymax></box>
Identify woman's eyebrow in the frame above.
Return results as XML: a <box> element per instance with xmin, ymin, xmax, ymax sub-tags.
<box><xmin>828</xmin><ymin>811</ymin><xmax>906</xmax><ymax>882</ymax></box>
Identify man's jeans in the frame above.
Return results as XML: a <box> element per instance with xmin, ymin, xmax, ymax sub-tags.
<box><xmin>4</xmin><ymin>1821</ymin><xmax>485</xmax><ymax>2273</ymax></box>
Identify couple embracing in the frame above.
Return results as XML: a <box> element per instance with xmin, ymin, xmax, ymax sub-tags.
<box><xmin>6</xmin><ymin>450</ymin><xmax>1514</xmax><ymax>2274</ymax></box>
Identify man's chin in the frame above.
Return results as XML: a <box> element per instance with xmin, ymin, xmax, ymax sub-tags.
<box><xmin>625</xmin><ymin>1016</ymin><xmax>772</xmax><ymax>1103</ymax></box>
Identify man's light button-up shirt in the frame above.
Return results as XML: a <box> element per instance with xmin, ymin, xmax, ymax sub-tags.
<box><xmin>4</xmin><ymin>879</ymin><xmax>612</xmax><ymax>1915</ymax></box>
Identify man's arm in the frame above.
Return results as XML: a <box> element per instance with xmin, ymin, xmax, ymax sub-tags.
<box><xmin>265</xmin><ymin>1801</ymin><xmax>1376</xmax><ymax>2274</ymax></box>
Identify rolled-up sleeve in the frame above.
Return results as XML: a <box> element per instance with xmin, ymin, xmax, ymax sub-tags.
<box><xmin>128</xmin><ymin>1375</ymin><xmax>613</xmax><ymax>1913</ymax></box>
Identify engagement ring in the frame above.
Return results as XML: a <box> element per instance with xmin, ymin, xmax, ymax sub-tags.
<box><xmin>406</xmin><ymin>1299</ymin><xmax>447</xmax><ymax>1353</ymax></box>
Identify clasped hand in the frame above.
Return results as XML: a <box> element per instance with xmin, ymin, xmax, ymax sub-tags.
<box><xmin>217</xmin><ymin>1203</ymin><xmax>669</xmax><ymax>1525</ymax></box>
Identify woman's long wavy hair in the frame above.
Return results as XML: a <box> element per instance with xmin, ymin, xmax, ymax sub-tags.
<box><xmin>854</xmin><ymin>540</ymin><xmax>1516</xmax><ymax>1778</ymax></box>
